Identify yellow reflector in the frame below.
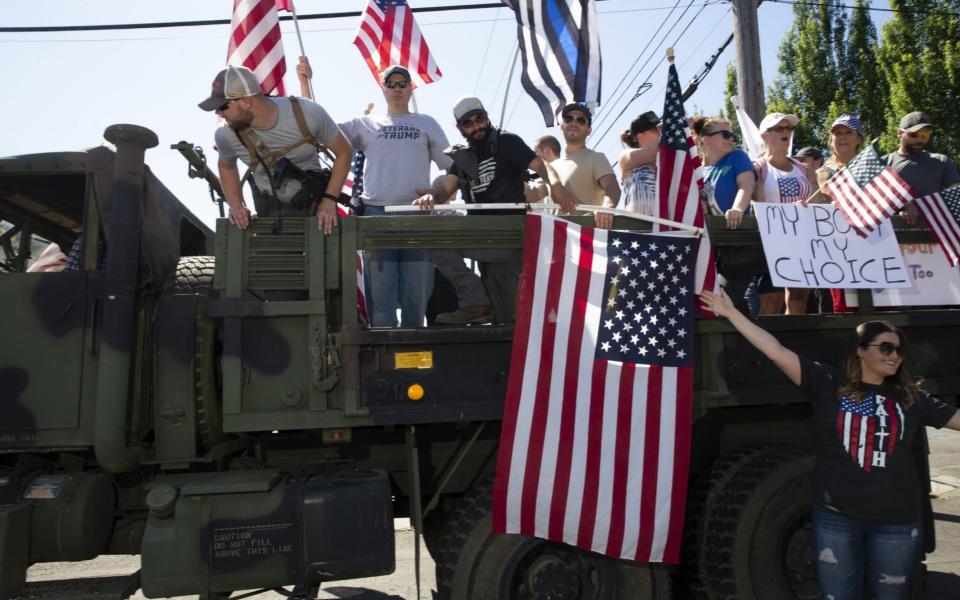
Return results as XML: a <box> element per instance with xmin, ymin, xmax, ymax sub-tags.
<box><xmin>407</xmin><ymin>384</ymin><xmax>425</xmax><ymax>401</ymax></box>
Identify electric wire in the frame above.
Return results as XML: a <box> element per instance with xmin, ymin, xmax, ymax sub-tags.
<box><xmin>474</xmin><ymin>5</ymin><xmax>503</xmax><ymax>94</ymax></box>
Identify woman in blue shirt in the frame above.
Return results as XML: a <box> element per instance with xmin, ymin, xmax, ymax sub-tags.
<box><xmin>692</xmin><ymin>116</ymin><xmax>756</xmax><ymax>228</ymax></box>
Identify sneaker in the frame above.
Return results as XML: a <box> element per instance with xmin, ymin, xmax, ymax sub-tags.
<box><xmin>434</xmin><ymin>304</ymin><xmax>493</xmax><ymax>325</ymax></box>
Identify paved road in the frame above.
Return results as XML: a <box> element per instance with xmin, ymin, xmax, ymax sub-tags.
<box><xmin>25</xmin><ymin>428</ymin><xmax>960</xmax><ymax>599</ymax></box>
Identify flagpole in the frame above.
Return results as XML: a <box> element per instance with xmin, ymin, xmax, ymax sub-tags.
<box><xmin>499</xmin><ymin>43</ymin><xmax>520</xmax><ymax>127</ymax></box>
<box><xmin>287</xmin><ymin>0</ymin><xmax>314</xmax><ymax>100</ymax></box>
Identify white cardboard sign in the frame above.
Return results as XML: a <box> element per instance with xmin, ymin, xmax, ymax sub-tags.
<box><xmin>754</xmin><ymin>204</ymin><xmax>910</xmax><ymax>289</ymax></box>
<box><xmin>844</xmin><ymin>243</ymin><xmax>960</xmax><ymax>306</ymax></box>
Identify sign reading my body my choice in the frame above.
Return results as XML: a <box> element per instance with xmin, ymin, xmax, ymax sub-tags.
<box><xmin>754</xmin><ymin>203</ymin><xmax>910</xmax><ymax>289</ymax></box>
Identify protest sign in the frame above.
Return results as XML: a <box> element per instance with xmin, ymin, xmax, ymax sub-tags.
<box><xmin>844</xmin><ymin>243</ymin><xmax>960</xmax><ymax>307</ymax></box>
<box><xmin>754</xmin><ymin>203</ymin><xmax>910</xmax><ymax>289</ymax></box>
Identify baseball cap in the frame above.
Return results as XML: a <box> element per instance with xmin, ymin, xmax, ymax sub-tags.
<box><xmin>899</xmin><ymin>111</ymin><xmax>933</xmax><ymax>132</ymax></box>
<box><xmin>830</xmin><ymin>113</ymin><xmax>862</xmax><ymax>134</ymax></box>
<box><xmin>381</xmin><ymin>65</ymin><xmax>411</xmax><ymax>83</ymax></box>
<box><xmin>629</xmin><ymin>111</ymin><xmax>660</xmax><ymax>137</ymax></box>
<box><xmin>792</xmin><ymin>147</ymin><xmax>823</xmax><ymax>162</ymax></box>
<box><xmin>561</xmin><ymin>102</ymin><xmax>592</xmax><ymax>125</ymax></box>
<box><xmin>198</xmin><ymin>66</ymin><xmax>262</xmax><ymax>112</ymax></box>
<box><xmin>453</xmin><ymin>96</ymin><xmax>486</xmax><ymax>124</ymax></box>
<box><xmin>759</xmin><ymin>112</ymin><xmax>799</xmax><ymax>132</ymax></box>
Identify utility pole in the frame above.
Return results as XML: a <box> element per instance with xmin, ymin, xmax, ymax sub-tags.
<box><xmin>731</xmin><ymin>0</ymin><xmax>765</xmax><ymax>124</ymax></box>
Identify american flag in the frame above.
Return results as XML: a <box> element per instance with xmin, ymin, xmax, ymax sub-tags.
<box><xmin>353</xmin><ymin>0</ymin><xmax>442</xmax><ymax>87</ymax></box>
<box><xmin>335</xmin><ymin>204</ymin><xmax>369</xmax><ymax>325</ymax></box>
<box><xmin>823</xmin><ymin>145</ymin><xmax>915</xmax><ymax>237</ymax></box>
<box><xmin>493</xmin><ymin>215</ymin><xmax>695</xmax><ymax>563</ymax></box>
<box><xmin>914</xmin><ymin>186</ymin><xmax>960</xmax><ymax>266</ymax></box>
<box><xmin>227</xmin><ymin>0</ymin><xmax>286</xmax><ymax>96</ymax></box>
<box><xmin>655</xmin><ymin>62</ymin><xmax>718</xmax><ymax>312</ymax></box>
<box><xmin>836</xmin><ymin>393</ymin><xmax>903</xmax><ymax>472</ymax></box>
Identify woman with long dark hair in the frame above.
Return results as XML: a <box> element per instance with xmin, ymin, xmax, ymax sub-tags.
<box><xmin>698</xmin><ymin>288</ymin><xmax>960</xmax><ymax>600</ymax></box>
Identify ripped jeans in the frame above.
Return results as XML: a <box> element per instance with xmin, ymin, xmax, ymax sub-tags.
<box><xmin>813</xmin><ymin>504</ymin><xmax>922</xmax><ymax>600</ymax></box>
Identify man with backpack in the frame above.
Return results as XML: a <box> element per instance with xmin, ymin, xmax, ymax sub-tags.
<box><xmin>199</xmin><ymin>65</ymin><xmax>352</xmax><ymax>234</ymax></box>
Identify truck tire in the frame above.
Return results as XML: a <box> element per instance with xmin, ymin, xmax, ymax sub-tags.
<box><xmin>437</xmin><ymin>477</ymin><xmax>670</xmax><ymax>600</ymax></box>
<box><xmin>170</xmin><ymin>256</ymin><xmax>221</xmax><ymax>449</ymax></box>
<box><xmin>703</xmin><ymin>446</ymin><xmax>817</xmax><ymax>600</ymax></box>
<box><xmin>680</xmin><ymin>444</ymin><xmax>771</xmax><ymax>599</ymax></box>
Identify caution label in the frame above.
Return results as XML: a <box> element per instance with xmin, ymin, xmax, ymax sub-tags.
<box><xmin>394</xmin><ymin>351</ymin><xmax>433</xmax><ymax>369</ymax></box>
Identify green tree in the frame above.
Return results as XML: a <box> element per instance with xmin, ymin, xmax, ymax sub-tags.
<box><xmin>766</xmin><ymin>0</ymin><xmax>843</xmax><ymax>148</ymax></box>
<box><xmin>718</xmin><ymin>62</ymin><xmax>743</xmax><ymax>142</ymax></box>
<box><xmin>876</xmin><ymin>0</ymin><xmax>960</xmax><ymax>157</ymax></box>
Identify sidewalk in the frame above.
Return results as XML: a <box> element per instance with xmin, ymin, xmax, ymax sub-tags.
<box><xmin>925</xmin><ymin>426</ymin><xmax>960</xmax><ymax>598</ymax></box>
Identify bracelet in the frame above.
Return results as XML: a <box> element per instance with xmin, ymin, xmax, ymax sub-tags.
<box><xmin>321</xmin><ymin>192</ymin><xmax>339</xmax><ymax>202</ymax></box>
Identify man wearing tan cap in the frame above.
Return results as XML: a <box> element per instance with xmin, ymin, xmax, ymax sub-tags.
<box><xmin>199</xmin><ymin>65</ymin><xmax>352</xmax><ymax>234</ymax></box>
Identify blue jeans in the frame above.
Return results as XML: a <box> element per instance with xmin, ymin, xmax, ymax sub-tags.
<box><xmin>363</xmin><ymin>205</ymin><xmax>434</xmax><ymax>328</ymax></box>
<box><xmin>812</xmin><ymin>504</ymin><xmax>921</xmax><ymax>600</ymax></box>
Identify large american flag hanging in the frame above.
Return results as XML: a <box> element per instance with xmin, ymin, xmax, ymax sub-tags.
<box><xmin>227</xmin><ymin>0</ymin><xmax>287</xmax><ymax>96</ymax></box>
<box><xmin>502</xmin><ymin>0</ymin><xmax>602</xmax><ymax>126</ymax></box>
<box><xmin>914</xmin><ymin>186</ymin><xmax>960</xmax><ymax>266</ymax></box>
<box><xmin>493</xmin><ymin>214</ymin><xmax>695</xmax><ymax>563</ymax></box>
<box><xmin>655</xmin><ymin>62</ymin><xmax>717</xmax><ymax>309</ymax></box>
<box><xmin>353</xmin><ymin>0</ymin><xmax>442</xmax><ymax>87</ymax></box>
<box><xmin>823</xmin><ymin>145</ymin><xmax>915</xmax><ymax>237</ymax></box>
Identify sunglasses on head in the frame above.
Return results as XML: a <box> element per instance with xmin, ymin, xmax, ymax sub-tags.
<box><xmin>458</xmin><ymin>112</ymin><xmax>487</xmax><ymax>128</ymax></box>
<box><xmin>863</xmin><ymin>341</ymin><xmax>907</xmax><ymax>357</ymax></box>
<box><xmin>706</xmin><ymin>130</ymin><xmax>737</xmax><ymax>141</ymax></box>
<box><xmin>563</xmin><ymin>114</ymin><xmax>589</xmax><ymax>126</ymax></box>
<box><xmin>384</xmin><ymin>80</ymin><xmax>411</xmax><ymax>89</ymax></box>
<box><xmin>905</xmin><ymin>129</ymin><xmax>932</xmax><ymax>140</ymax></box>
<box><xmin>768</xmin><ymin>125</ymin><xmax>795</xmax><ymax>133</ymax></box>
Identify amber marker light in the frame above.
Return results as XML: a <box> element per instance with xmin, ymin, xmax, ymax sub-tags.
<box><xmin>407</xmin><ymin>384</ymin><xmax>425</xmax><ymax>401</ymax></box>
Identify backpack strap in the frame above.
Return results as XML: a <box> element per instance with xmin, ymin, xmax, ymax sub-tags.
<box><xmin>289</xmin><ymin>96</ymin><xmax>335</xmax><ymax>162</ymax></box>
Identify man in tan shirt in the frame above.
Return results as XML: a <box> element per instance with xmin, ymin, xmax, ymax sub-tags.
<box><xmin>550</xmin><ymin>103</ymin><xmax>621</xmax><ymax>228</ymax></box>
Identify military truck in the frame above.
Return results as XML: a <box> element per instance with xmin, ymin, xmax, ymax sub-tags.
<box><xmin>0</xmin><ymin>125</ymin><xmax>956</xmax><ymax>600</ymax></box>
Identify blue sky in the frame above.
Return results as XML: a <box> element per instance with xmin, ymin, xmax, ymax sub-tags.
<box><xmin>1</xmin><ymin>0</ymin><xmax>891</xmax><ymax>226</ymax></box>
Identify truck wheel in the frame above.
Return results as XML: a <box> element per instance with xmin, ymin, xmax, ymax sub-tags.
<box><xmin>703</xmin><ymin>446</ymin><xmax>817</xmax><ymax>600</ymax></box>
<box><xmin>680</xmin><ymin>444</ymin><xmax>771</xmax><ymax>599</ymax></box>
<box><xmin>171</xmin><ymin>256</ymin><xmax>221</xmax><ymax>449</ymax></box>
<box><xmin>437</xmin><ymin>478</ymin><xmax>670</xmax><ymax>600</ymax></box>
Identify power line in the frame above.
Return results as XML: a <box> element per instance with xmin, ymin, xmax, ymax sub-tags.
<box><xmin>0</xmin><ymin>3</ymin><xmax>724</xmax><ymax>34</ymax></box>
<box><xmin>766</xmin><ymin>0</ymin><xmax>960</xmax><ymax>17</ymax></box>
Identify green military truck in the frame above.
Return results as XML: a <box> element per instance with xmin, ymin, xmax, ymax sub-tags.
<box><xmin>1</xmin><ymin>125</ymin><xmax>957</xmax><ymax>600</ymax></box>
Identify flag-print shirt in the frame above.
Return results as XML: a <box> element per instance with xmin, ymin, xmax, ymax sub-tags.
<box><xmin>799</xmin><ymin>357</ymin><xmax>956</xmax><ymax>523</ymax></box>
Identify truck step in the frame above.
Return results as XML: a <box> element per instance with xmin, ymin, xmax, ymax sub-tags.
<box><xmin>11</xmin><ymin>572</ymin><xmax>140</xmax><ymax>600</ymax></box>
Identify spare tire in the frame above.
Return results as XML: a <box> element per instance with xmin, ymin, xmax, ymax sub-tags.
<box><xmin>703</xmin><ymin>446</ymin><xmax>817</xmax><ymax>600</ymax></box>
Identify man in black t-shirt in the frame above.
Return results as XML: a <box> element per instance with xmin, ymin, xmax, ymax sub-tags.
<box><xmin>414</xmin><ymin>97</ymin><xmax>576</xmax><ymax>325</ymax></box>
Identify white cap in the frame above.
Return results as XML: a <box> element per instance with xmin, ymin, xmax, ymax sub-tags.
<box><xmin>759</xmin><ymin>112</ymin><xmax>799</xmax><ymax>132</ymax></box>
<box><xmin>453</xmin><ymin>96</ymin><xmax>486</xmax><ymax>123</ymax></box>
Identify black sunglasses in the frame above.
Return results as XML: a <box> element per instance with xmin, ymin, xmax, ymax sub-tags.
<box><xmin>217</xmin><ymin>100</ymin><xmax>234</xmax><ymax>112</ymax></box>
<box><xmin>384</xmin><ymin>80</ymin><xmax>411</xmax><ymax>89</ymax></box>
<box><xmin>863</xmin><ymin>342</ymin><xmax>907</xmax><ymax>357</ymax></box>
<box><xmin>458</xmin><ymin>112</ymin><xmax>487</xmax><ymax>128</ymax></box>
<box><xmin>563</xmin><ymin>114</ymin><xmax>589</xmax><ymax>126</ymax></box>
<box><xmin>706</xmin><ymin>130</ymin><xmax>737</xmax><ymax>141</ymax></box>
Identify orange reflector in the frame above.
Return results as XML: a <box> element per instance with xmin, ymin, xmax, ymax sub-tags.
<box><xmin>407</xmin><ymin>384</ymin><xmax>425</xmax><ymax>401</ymax></box>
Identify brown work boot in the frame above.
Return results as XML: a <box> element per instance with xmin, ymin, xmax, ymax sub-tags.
<box><xmin>434</xmin><ymin>304</ymin><xmax>493</xmax><ymax>325</ymax></box>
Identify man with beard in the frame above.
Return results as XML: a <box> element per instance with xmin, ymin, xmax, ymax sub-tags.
<box><xmin>551</xmin><ymin>103</ymin><xmax>621</xmax><ymax>229</ymax></box>
<box><xmin>199</xmin><ymin>65</ymin><xmax>352</xmax><ymax>234</ymax></box>
<box><xmin>883</xmin><ymin>111</ymin><xmax>959</xmax><ymax>224</ymax></box>
<box><xmin>414</xmin><ymin>97</ymin><xmax>576</xmax><ymax>325</ymax></box>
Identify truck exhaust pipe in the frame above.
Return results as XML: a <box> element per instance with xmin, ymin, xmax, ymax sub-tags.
<box><xmin>94</xmin><ymin>124</ymin><xmax>158</xmax><ymax>473</ymax></box>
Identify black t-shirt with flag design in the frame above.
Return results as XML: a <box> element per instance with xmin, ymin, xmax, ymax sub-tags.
<box><xmin>799</xmin><ymin>356</ymin><xmax>956</xmax><ymax>523</ymax></box>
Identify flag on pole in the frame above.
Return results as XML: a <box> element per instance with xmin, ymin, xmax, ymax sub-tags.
<box><xmin>228</xmin><ymin>0</ymin><xmax>287</xmax><ymax>96</ymax></box>
<box><xmin>353</xmin><ymin>0</ymin><xmax>442</xmax><ymax>87</ymax></box>
<box><xmin>914</xmin><ymin>186</ymin><xmax>960</xmax><ymax>266</ymax></box>
<box><xmin>501</xmin><ymin>0</ymin><xmax>602</xmax><ymax>126</ymax></box>
<box><xmin>656</xmin><ymin>62</ymin><xmax>718</xmax><ymax>305</ymax></box>
<box><xmin>274</xmin><ymin>0</ymin><xmax>294</xmax><ymax>11</ymax></box>
<box><xmin>823</xmin><ymin>145</ymin><xmax>915</xmax><ymax>237</ymax></box>
<box><xmin>493</xmin><ymin>214</ymin><xmax>695</xmax><ymax>563</ymax></box>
